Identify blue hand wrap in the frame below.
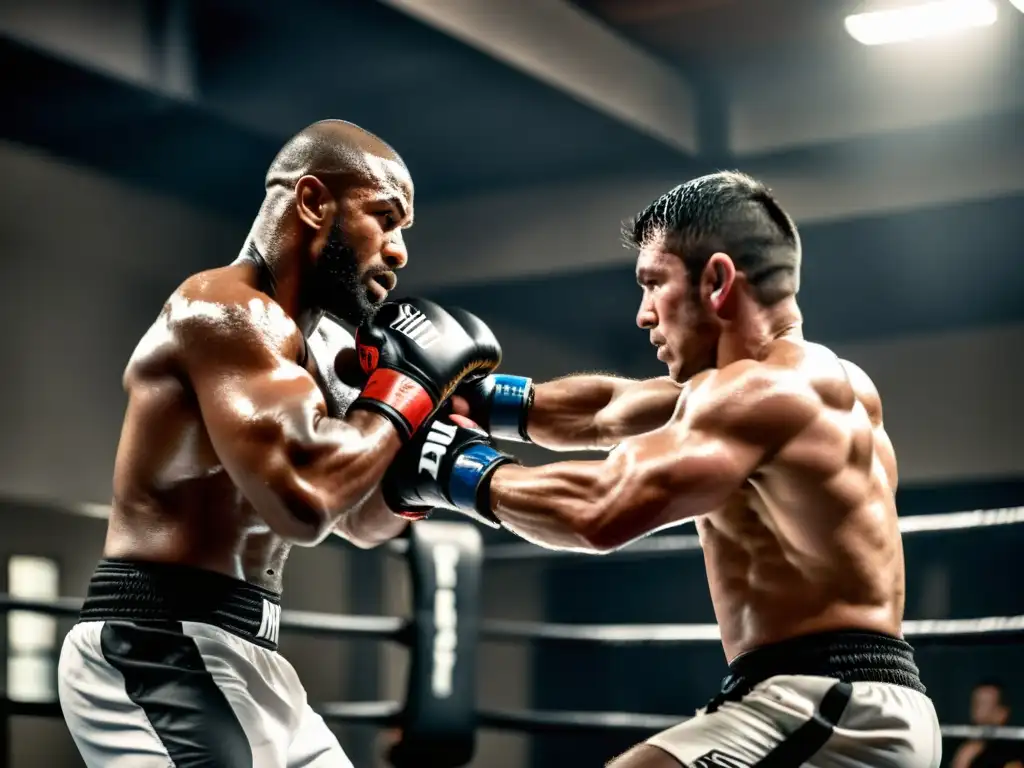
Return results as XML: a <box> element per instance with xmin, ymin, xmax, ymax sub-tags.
<box><xmin>488</xmin><ymin>374</ymin><xmax>533</xmax><ymax>442</ymax></box>
<box><xmin>448</xmin><ymin>444</ymin><xmax>505</xmax><ymax>513</ymax></box>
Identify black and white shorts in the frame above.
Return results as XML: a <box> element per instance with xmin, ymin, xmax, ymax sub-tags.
<box><xmin>57</xmin><ymin>559</ymin><xmax>350</xmax><ymax>768</ymax></box>
<box><xmin>647</xmin><ymin>674</ymin><xmax>940</xmax><ymax>767</ymax></box>
<box><xmin>644</xmin><ymin>631</ymin><xmax>941</xmax><ymax>768</ymax></box>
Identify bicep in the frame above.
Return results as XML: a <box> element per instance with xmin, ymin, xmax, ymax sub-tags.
<box><xmin>196</xmin><ymin>361</ymin><xmax>327</xmax><ymax>476</ymax></box>
<box><xmin>180</xmin><ymin>311</ymin><xmax>328</xmax><ymax>490</ymax></box>
<box><xmin>593</xmin><ymin>376</ymin><xmax>683</xmax><ymax>443</ymax></box>
<box><xmin>604</xmin><ymin>368</ymin><xmax>819</xmax><ymax>531</ymax></box>
<box><xmin>607</xmin><ymin>420</ymin><xmax>763</xmax><ymax>529</ymax></box>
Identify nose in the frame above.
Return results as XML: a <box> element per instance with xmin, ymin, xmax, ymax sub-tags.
<box><xmin>636</xmin><ymin>294</ymin><xmax>656</xmax><ymax>330</ymax></box>
<box><xmin>382</xmin><ymin>229</ymin><xmax>408</xmax><ymax>270</ymax></box>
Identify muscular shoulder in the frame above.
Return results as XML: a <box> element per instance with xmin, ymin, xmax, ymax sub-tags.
<box><xmin>686</xmin><ymin>359</ymin><xmax>821</xmax><ymax>446</ymax></box>
<box><xmin>838</xmin><ymin>359</ymin><xmax>884</xmax><ymax>425</ymax></box>
<box><xmin>174</xmin><ymin>267</ymin><xmax>300</xmax><ymax>345</ymax></box>
<box><xmin>170</xmin><ymin>268</ymin><xmax>303</xmax><ymax>367</ymax></box>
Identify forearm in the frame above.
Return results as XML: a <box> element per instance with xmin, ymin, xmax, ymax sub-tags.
<box><xmin>527</xmin><ymin>375</ymin><xmax>633</xmax><ymax>451</ymax></box>
<box><xmin>486</xmin><ymin>437</ymin><xmax>697</xmax><ymax>552</ymax></box>
<box><xmin>262</xmin><ymin>410</ymin><xmax>402</xmax><ymax>546</ymax></box>
<box><xmin>333</xmin><ymin>489</ymin><xmax>408</xmax><ymax>549</ymax></box>
<box><xmin>527</xmin><ymin>375</ymin><xmax>681</xmax><ymax>452</ymax></box>
<box><xmin>487</xmin><ymin>461</ymin><xmax>622</xmax><ymax>552</ymax></box>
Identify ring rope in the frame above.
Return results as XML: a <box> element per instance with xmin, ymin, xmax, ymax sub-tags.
<box><xmin>475</xmin><ymin>707</ymin><xmax>1024</xmax><ymax>741</ymax></box>
<box><xmin>0</xmin><ymin>595</ymin><xmax>409</xmax><ymax>642</ymax></box>
<box><xmin>485</xmin><ymin>506</ymin><xmax>1024</xmax><ymax>561</ymax></box>
<box><xmin>316</xmin><ymin>700</ymin><xmax>403</xmax><ymax>726</ymax></box>
<box><xmin>482</xmin><ymin>615</ymin><xmax>1024</xmax><ymax>645</ymax></box>
<box><xmin>12</xmin><ymin>594</ymin><xmax>1013</xmax><ymax>646</ymax></box>
<box><xmin>4</xmin><ymin>696</ymin><xmax>1018</xmax><ymax>742</ymax></box>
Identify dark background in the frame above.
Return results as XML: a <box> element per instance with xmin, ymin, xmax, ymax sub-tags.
<box><xmin>1</xmin><ymin>1</ymin><xmax>1023</xmax><ymax>765</ymax></box>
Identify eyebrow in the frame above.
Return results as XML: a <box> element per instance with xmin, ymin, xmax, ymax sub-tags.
<box><xmin>635</xmin><ymin>266</ymin><xmax>657</xmax><ymax>285</ymax></box>
<box><xmin>387</xmin><ymin>196</ymin><xmax>413</xmax><ymax>226</ymax></box>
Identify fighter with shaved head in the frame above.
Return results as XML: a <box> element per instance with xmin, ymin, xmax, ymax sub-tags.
<box><xmin>58</xmin><ymin>120</ymin><xmax>502</xmax><ymax>767</ymax></box>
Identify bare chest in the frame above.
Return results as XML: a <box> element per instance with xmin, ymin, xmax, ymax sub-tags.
<box><xmin>303</xmin><ymin>315</ymin><xmax>364</xmax><ymax>417</ymax></box>
<box><xmin>695</xmin><ymin>487</ymin><xmax>779</xmax><ymax>555</ymax></box>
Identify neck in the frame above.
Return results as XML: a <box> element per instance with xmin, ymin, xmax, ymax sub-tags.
<box><xmin>716</xmin><ymin>295</ymin><xmax>803</xmax><ymax>367</ymax></box>
<box><xmin>241</xmin><ymin>196</ymin><xmax>320</xmax><ymax>335</ymax></box>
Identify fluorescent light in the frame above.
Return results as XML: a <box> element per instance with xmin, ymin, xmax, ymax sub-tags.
<box><xmin>845</xmin><ymin>0</ymin><xmax>998</xmax><ymax>46</ymax></box>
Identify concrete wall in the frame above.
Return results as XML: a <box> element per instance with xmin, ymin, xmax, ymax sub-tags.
<box><xmin>0</xmin><ymin>139</ymin><xmax>244</xmax><ymax>506</ymax></box>
<box><xmin>834</xmin><ymin>325</ymin><xmax>1024</xmax><ymax>485</ymax></box>
<box><xmin>398</xmin><ymin>137</ymin><xmax>1024</xmax><ymax>291</ymax></box>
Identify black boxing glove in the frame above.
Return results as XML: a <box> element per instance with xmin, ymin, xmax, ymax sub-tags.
<box><xmin>456</xmin><ymin>374</ymin><xmax>534</xmax><ymax>442</ymax></box>
<box><xmin>351</xmin><ymin>299</ymin><xmax>502</xmax><ymax>439</ymax></box>
<box><xmin>382</xmin><ymin>413</ymin><xmax>518</xmax><ymax>528</ymax></box>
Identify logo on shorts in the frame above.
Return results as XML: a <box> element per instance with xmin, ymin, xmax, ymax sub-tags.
<box><xmin>419</xmin><ymin>421</ymin><xmax>459</xmax><ymax>480</ymax></box>
<box><xmin>390</xmin><ymin>304</ymin><xmax>441</xmax><ymax>349</ymax></box>
<box><xmin>256</xmin><ymin>599</ymin><xmax>281</xmax><ymax>645</ymax></box>
<box><xmin>692</xmin><ymin>750</ymin><xmax>749</xmax><ymax>768</ymax></box>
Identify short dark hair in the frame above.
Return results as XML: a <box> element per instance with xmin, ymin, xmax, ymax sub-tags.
<box><xmin>626</xmin><ymin>171</ymin><xmax>801</xmax><ymax>305</ymax></box>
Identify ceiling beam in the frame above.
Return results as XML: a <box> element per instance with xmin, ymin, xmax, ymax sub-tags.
<box><xmin>728</xmin><ymin>23</ymin><xmax>1024</xmax><ymax>156</ymax></box>
<box><xmin>587</xmin><ymin>0</ymin><xmax>738</xmax><ymax>25</ymax></box>
<box><xmin>0</xmin><ymin>0</ymin><xmax>195</xmax><ymax>99</ymax></box>
<box><xmin>400</xmin><ymin>122</ymin><xmax>1024</xmax><ymax>289</ymax></box>
<box><xmin>376</xmin><ymin>0</ymin><xmax>699</xmax><ymax>154</ymax></box>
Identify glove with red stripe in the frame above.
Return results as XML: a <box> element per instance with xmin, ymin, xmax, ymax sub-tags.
<box><xmin>350</xmin><ymin>299</ymin><xmax>501</xmax><ymax>439</ymax></box>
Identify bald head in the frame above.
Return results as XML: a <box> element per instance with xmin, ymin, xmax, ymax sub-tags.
<box><xmin>265</xmin><ymin>119</ymin><xmax>407</xmax><ymax>193</ymax></box>
<box><xmin>253</xmin><ymin>120</ymin><xmax>413</xmax><ymax>326</ymax></box>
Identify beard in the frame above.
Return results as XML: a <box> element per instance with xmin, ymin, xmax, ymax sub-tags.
<box><xmin>673</xmin><ymin>297</ymin><xmax>720</xmax><ymax>381</ymax></box>
<box><xmin>305</xmin><ymin>218</ymin><xmax>379</xmax><ymax>326</ymax></box>
<box><xmin>676</xmin><ymin>344</ymin><xmax>717</xmax><ymax>382</ymax></box>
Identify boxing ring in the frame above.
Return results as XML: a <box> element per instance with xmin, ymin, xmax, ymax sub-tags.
<box><xmin>1</xmin><ymin>509</ymin><xmax>1023</xmax><ymax>767</ymax></box>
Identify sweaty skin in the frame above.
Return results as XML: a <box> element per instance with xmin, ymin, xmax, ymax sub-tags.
<box><xmin>524</xmin><ymin>375</ymin><xmax>682</xmax><ymax>452</ymax></box>
<box><xmin>105</xmin><ymin>261</ymin><xmax>405</xmax><ymax>592</ymax></box>
<box><xmin>489</xmin><ymin>338</ymin><xmax>903</xmax><ymax>661</ymax></box>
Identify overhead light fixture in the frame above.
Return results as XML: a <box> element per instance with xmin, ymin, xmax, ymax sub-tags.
<box><xmin>844</xmin><ymin>0</ymin><xmax>998</xmax><ymax>46</ymax></box>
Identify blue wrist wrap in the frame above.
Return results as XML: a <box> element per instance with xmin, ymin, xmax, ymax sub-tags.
<box><xmin>448</xmin><ymin>444</ymin><xmax>505</xmax><ymax>513</ymax></box>
<box><xmin>488</xmin><ymin>374</ymin><xmax>533</xmax><ymax>442</ymax></box>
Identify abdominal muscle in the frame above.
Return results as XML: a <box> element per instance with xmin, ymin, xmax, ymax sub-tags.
<box><xmin>697</xmin><ymin>484</ymin><xmax>905</xmax><ymax>663</ymax></box>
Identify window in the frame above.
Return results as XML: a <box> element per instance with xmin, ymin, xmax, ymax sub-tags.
<box><xmin>7</xmin><ymin>556</ymin><xmax>59</xmax><ymax>702</ymax></box>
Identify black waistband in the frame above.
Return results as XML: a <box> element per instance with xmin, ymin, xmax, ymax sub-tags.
<box><xmin>708</xmin><ymin>630</ymin><xmax>925</xmax><ymax>712</ymax></box>
<box><xmin>80</xmin><ymin>559</ymin><xmax>282</xmax><ymax>651</ymax></box>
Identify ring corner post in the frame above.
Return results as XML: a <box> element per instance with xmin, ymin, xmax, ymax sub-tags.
<box><xmin>392</xmin><ymin>521</ymin><xmax>483</xmax><ymax>767</ymax></box>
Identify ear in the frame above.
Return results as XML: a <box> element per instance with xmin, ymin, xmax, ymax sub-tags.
<box><xmin>295</xmin><ymin>175</ymin><xmax>338</xmax><ymax>252</ymax></box>
<box><xmin>295</xmin><ymin>175</ymin><xmax>331</xmax><ymax>228</ymax></box>
<box><xmin>700</xmin><ymin>252</ymin><xmax>736</xmax><ymax>316</ymax></box>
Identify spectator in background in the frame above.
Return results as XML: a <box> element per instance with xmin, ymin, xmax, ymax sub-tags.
<box><xmin>951</xmin><ymin>681</ymin><xmax>1023</xmax><ymax>768</ymax></box>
